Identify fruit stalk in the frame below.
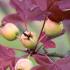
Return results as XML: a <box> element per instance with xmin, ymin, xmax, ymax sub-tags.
<box><xmin>33</xmin><ymin>17</ymin><xmax>47</xmax><ymax>54</ymax></box>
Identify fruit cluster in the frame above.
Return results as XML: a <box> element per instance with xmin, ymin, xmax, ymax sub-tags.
<box><xmin>0</xmin><ymin>0</ymin><xmax>70</xmax><ymax>70</ymax></box>
<box><xmin>0</xmin><ymin>18</ymin><xmax>64</xmax><ymax>49</ymax></box>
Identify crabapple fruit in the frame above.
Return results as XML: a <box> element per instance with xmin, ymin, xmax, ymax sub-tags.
<box><xmin>20</xmin><ymin>31</ymin><xmax>37</xmax><ymax>49</ymax></box>
<box><xmin>43</xmin><ymin>18</ymin><xmax>63</xmax><ymax>37</ymax></box>
<box><xmin>15</xmin><ymin>58</ymin><xmax>34</xmax><ymax>70</ymax></box>
<box><xmin>0</xmin><ymin>23</ymin><xmax>20</xmax><ymax>41</ymax></box>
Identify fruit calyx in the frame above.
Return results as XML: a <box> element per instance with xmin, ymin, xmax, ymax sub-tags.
<box><xmin>23</xmin><ymin>32</ymin><xmax>33</xmax><ymax>40</ymax></box>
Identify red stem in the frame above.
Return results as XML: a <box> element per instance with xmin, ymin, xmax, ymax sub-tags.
<box><xmin>7</xmin><ymin>47</ymin><xmax>27</xmax><ymax>53</ymax></box>
<box><xmin>34</xmin><ymin>17</ymin><xmax>47</xmax><ymax>52</ymax></box>
<box><xmin>24</xmin><ymin>22</ymin><xmax>28</xmax><ymax>31</ymax></box>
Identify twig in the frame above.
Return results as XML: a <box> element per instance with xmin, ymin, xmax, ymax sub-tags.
<box><xmin>47</xmin><ymin>53</ymin><xmax>64</xmax><ymax>58</ymax></box>
<box><xmin>36</xmin><ymin>45</ymin><xmax>43</xmax><ymax>52</ymax></box>
<box><xmin>7</xmin><ymin>47</ymin><xmax>27</xmax><ymax>53</ymax></box>
<box><xmin>43</xmin><ymin>47</ymin><xmax>48</xmax><ymax>54</ymax></box>
<box><xmin>34</xmin><ymin>17</ymin><xmax>47</xmax><ymax>52</ymax></box>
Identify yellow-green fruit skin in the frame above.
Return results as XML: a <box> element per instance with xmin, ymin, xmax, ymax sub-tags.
<box><xmin>20</xmin><ymin>31</ymin><xmax>37</xmax><ymax>49</ymax></box>
<box><xmin>1</xmin><ymin>23</ymin><xmax>19</xmax><ymax>41</ymax></box>
<box><xmin>15</xmin><ymin>58</ymin><xmax>34</xmax><ymax>70</ymax></box>
<box><xmin>43</xmin><ymin>19</ymin><xmax>63</xmax><ymax>37</ymax></box>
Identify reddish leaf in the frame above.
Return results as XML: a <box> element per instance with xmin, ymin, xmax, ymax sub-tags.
<box><xmin>33</xmin><ymin>54</ymin><xmax>53</xmax><ymax>65</ymax></box>
<box><xmin>34</xmin><ymin>0</ymin><xmax>47</xmax><ymax>11</ymax></box>
<box><xmin>32</xmin><ymin>57</ymin><xmax>70</xmax><ymax>70</ymax></box>
<box><xmin>2</xmin><ymin>14</ymin><xmax>23</xmax><ymax>24</ymax></box>
<box><xmin>40</xmin><ymin>32</ymin><xmax>56</xmax><ymax>48</ymax></box>
<box><xmin>0</xmin><ymin>45</ymin><xmax>15</xmax><ymax>60</ymax></box>
<box><xmin>48</xmin><ymin>5</ymin><xmax>64</xmax><ymax>22</ymax></box>
<box><xmin>44</xmin><ymin>40</ymin><xmax>56</xmax><ymax>48</ymax></box>
<box><xmin>64</xmin><ymin>10</ymin><xmax>70</xmax><ymax>20</ymax></box>
<box><xmin>6</xmin><ymin>0</ymin><xmax>70</xmax><ymax>22</ymax></box>
<box><xmin>40</xmin><ymin>32</ymin><xmax>47</xmax><ymax>41</ymax></box>
<box><xmin>10</xmin><ymin>0</ymin><xmax>45</xmax><ymax>21</ymax></box>
<box><xmin>57</xmin><ymin>0</ymin><xmax>70</xmax><ymax>10</ymax></box>
<box><xmin>55</xmin><ymin>56</ymin><xmax>70</xmax><ymax>70</ymax></box>
<box><xmin>0</xmin><ymin>45</ymin><xmax>18</xmax><ymax>70</ymax></box>
<box><xmin>39</xmin><ymin>32</ymin><xmax>48</xmax><ymax>43</ymax></box>
<box><xmin>32</xmin><ymin>65</ymin><xmax>50</xmax><ymax>70</ymax></box>
<box><xmin>32</xmin><ymin>63</ymin><xmax>55</xmax><ymax>70</ymax></box>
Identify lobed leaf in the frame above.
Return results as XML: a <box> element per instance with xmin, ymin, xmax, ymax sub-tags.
<box><xmin>0</xmin><ymin>45</ymin><xmax>16</xmax><ymax>70</ymax></box>
<box><xmin>55</xmin><ymin>56</ymin><xmax>70</xmax><ymax>70</ymax></box>
<box><xmin>0</xmin><ymin>45</ymin><xmax>15</xmax><ymax>60</ymax></box>
<box><xmin>57</xmin><ymin>0</ymin><xmax>70</xmax><ymax>11</ymax></box>
<box><xmin>33</xmin><ymin>54</ymin><xmax>53</xmax><ymax>65</ymax></box>
<box><xmin>10</xmin><ymin>0</ymin><xmax>45</xmax><ymax>21</ymax></box>
<box><xmin>40</xmin><ymin>32</ymin><xmax>56</xmax><ymax>48</ymax></box>
<box><xmin>2</xmin><ymin>14</ymin><xmax>23</xmax><ymax>24</ymax></box>
<box><xmin>32</xmin><ymin>56</ymin><xmax>70</xmax><ymax>70</ymax></box>
<box><xmin>34</xmin><ymin>0</ymin><xmax>47</xmax><ymax>11</ymax></box>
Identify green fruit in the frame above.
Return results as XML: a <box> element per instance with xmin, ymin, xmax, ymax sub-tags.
<box><xmin>20</xmin><ymin>31</ymin><xmax>37</xmax><ymax>49</ymax></box>
<box><xmin>1</xmin><ymin>23</ymin><xmax>20</xmax><ymax>41</ymax></box>
<box><xmin>43</xmin><ymin>19</ymin><xmax>63</xmax><ymax>37</ymax></box>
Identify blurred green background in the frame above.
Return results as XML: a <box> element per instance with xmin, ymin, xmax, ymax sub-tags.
<box><xmin>0</xmin><ymin>0</ymin><xmax>70</xmax><ymax>57</ymax></box>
